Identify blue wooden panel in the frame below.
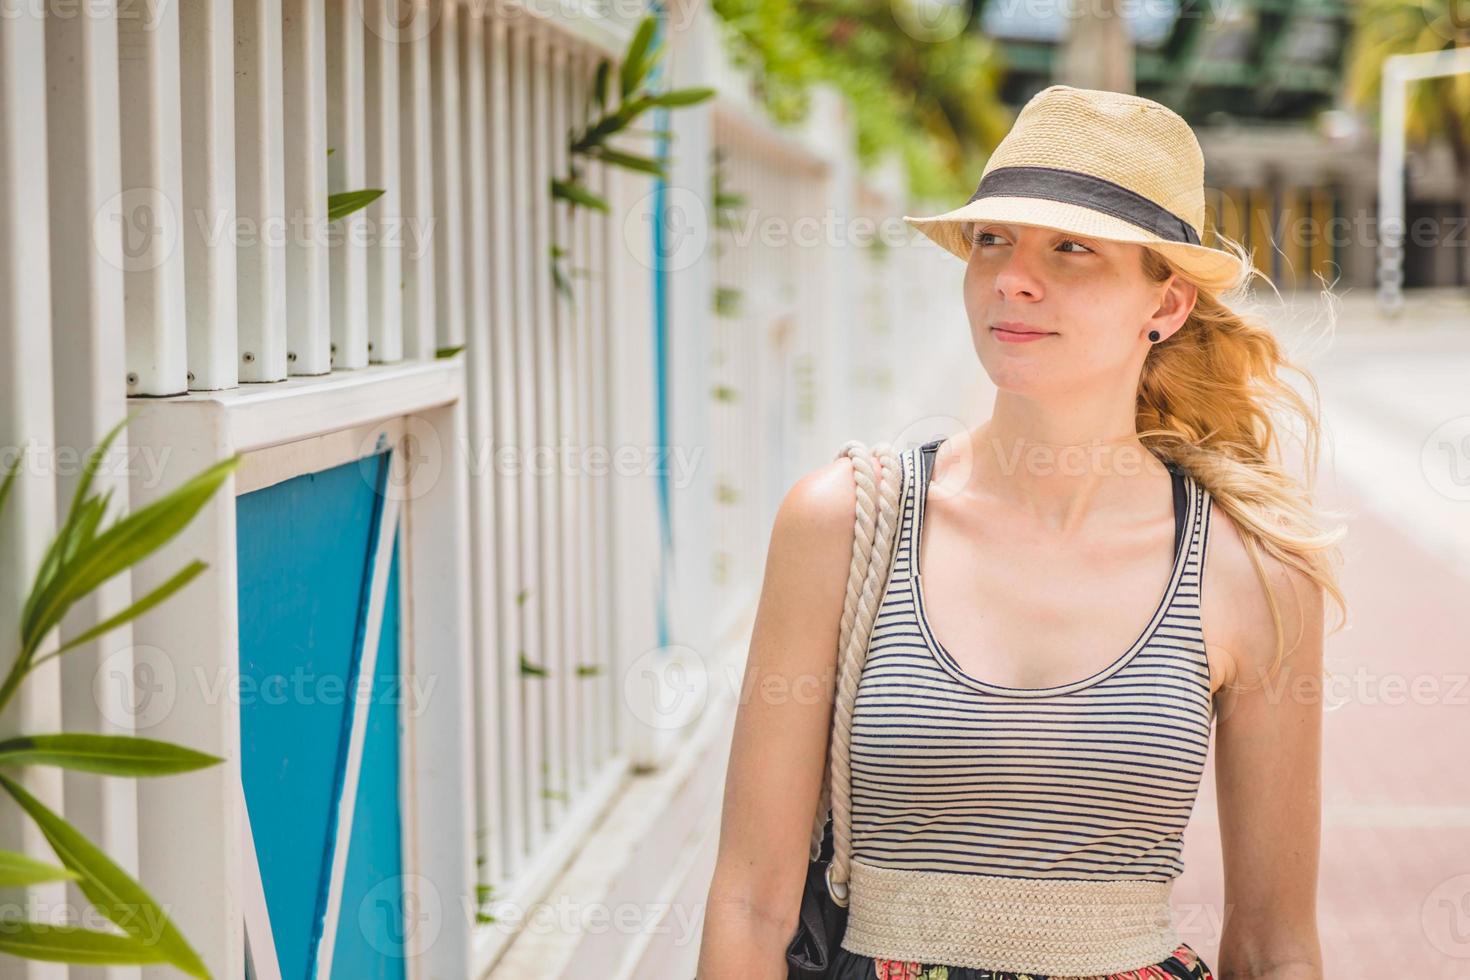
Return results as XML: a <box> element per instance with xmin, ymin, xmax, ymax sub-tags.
<box><xmin>236</xmin><ymin>452</ymin><xmax>391</xmax><ymax>980</ymax></box>
<box><xmin>330</xmin><ymin>526</ymin><xmax>407</xmax><ymax>979</ymax></box>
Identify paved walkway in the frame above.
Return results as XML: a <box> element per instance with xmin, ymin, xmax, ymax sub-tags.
<box><xmin>1172</xmin><ymin>287</ymin><xmax>1470</xmax><ymax>978</ymax></box>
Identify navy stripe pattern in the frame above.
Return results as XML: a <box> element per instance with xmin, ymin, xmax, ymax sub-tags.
<box><xmin>849</xmin><ymin>437</ymin><xmax>1215</xmax><ymax>882</ymax></box>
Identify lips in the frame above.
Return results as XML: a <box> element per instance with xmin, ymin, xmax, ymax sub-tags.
<box><xmin>991</xmin><ymin>322</ymin><xmax>1054</xmax><ymax>336</ymax></box>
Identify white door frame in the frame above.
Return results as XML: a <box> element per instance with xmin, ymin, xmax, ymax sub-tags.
<box><xmin>126</xmin><ymin>359</ymin><xmax>476</xmax><ymax>980</ymax></box>
<box><xmin>1376</xmin><ymin>46</ymin><xmax>1470</xmax><ymax>312</ymax></box>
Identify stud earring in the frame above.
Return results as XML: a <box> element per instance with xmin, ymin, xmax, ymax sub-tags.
<box><xmin>1148</xmin><ymin>330</ymin><xmax>1161</xmax><ymax>342</ymax></box>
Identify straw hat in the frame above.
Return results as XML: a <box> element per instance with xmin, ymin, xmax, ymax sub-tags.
<box><xmin>903</xmin><ymin>85</ymin><xmax>1249</xmax><ymax>294</ymax></box>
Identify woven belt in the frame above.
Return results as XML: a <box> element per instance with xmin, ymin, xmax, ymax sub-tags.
<box><xmin>841</xmin><ymin>858</ymin><xmax>1182</xmax><ymax>976</ymax></box>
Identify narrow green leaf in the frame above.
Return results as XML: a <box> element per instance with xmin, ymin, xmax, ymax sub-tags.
<box><xmin>62</xmin><ymin>492</ymin><xmax>113</xmax><ymax>567</ymax></box>
<box><xmin>0</xmin><ymin>921</ymin><xmax>171</xmax><ymax>965</ymax></box>
<box><xmin>37</xmin><ymin>560</ymin><xmax>207</xmax><ymax>666</ymax></box>
<box><xmin>436</xmin><ymin>345</ymin><xmax>465</xmax><ymax>359</ymax></box>
<box><xmin>590</xmin><ymin>147</ymin><xmax>665</xmax><ymax>177</ymax></box>
<box><xmin>0</xmin><ymin>773</ymin><xmax>209</xmax><ymax>978</ymax></box>
<box><xmin>550</xmin><ymin>179</ymin><xmax>610</xmax><ymax>214</ymax></box>
<box><xmin>592</xmin><ymin>59</ymin><xmax>610</xmax><ymax>112</ymax></box>
<box><xmin>24</xmin><ymin>412</ymin><xmax>134</xmax><ymax>633</ymax></box>
<box><xmin>552</xmin><ymin>260</ymin><xmax>574</xmax><ymax>304</ymax></box>
<box><xmin>0</xmin><ymin>850</ymin><xmax>79</xmax><ymax>886</ymax></box>
<box><xmin>65</xmin><ymin>414</ymin><xmax>132</xmax><ymax>539</ymax></box>
<box><xmin>619</xmin><ymin>16</ymin><xmax>659</xmax><ymax>98</ymax></box>
<box><xmin>0</xmin><ymin>444</ymin><xmax>24</xmax><ymax>519</ymax></box>
<box><xmin>326</xmin><ymin>188</ymin><xmax>385</xmax><ymax>221</ymax></box>
<box><xmin>519</xmin><ymin>654</ymin><xmax>548</xmax><ymax>678</ymax></box>
<box><xmin>22</xmin><ymin>454</ymin><xmax>239</xmax><ymax>660</ymax></box>
<box><xmin>0</xmin><ymin>734</ymin><xmax>223</xmax><ymax>777</ymax></box>
<box><xmin>644</xmin><ymin>87</ymin><xmax>716</xmax><ymax>108</ymax></box>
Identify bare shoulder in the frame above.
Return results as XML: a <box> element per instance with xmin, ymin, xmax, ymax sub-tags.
<box><xmin>1202</xmin><ymin>497</ymin><xmax>1327</xmax><ymax>692</ymax></box>
<box><xmin>771</xmin><ymin>447</ymin><xmax>902</xmax><ymax>549</ymax></box>
<box><xmin>754</xmin><ymin>450</ymin><xmax>899</xmax><ymax>670</ymax></box>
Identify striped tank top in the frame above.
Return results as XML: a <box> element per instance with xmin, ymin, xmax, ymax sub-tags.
<box><xmin>840</xmin><ymin>436</ymin><xmax>1217</xmax><ymax>976</ymax></box>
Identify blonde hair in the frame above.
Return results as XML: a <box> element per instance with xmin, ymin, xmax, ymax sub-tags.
<box><xmin>1136</xmin><ymin>235</ymin><xmax>1348</xmax><ymax>692</ymax></box>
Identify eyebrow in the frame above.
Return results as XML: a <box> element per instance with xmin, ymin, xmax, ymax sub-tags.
<box><xmin>967</xmin><ymin>223</ymin><xmax>1102</xmax><ymax>246</ymax></box>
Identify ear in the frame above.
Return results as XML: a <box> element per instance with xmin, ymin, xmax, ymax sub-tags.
<box><xmin>1147</xmin><ymin>274</ymin><xmax>1198</xmax><ymax>342</ymax></box>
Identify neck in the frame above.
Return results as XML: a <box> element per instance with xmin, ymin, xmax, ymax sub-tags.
<box><xmin>937</xmin><ymin>406</ymin><xmax>1167</xmax><ymax>533</ymax></box>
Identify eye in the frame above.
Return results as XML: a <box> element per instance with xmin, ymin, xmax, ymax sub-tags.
<box><xmin>969</xmin><ymin>229</ymin><xmax>1094</xmax><ymax>253</ymax></box>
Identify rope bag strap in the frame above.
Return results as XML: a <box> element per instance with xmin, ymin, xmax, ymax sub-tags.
<box><xmin>809</xmin><ymin>439</ymin><xmax>903</xmax><ymax>906</ymax></box>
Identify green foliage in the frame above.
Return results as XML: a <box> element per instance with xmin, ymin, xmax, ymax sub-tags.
<box><xmin>709</xmin><ymin>147</ymin><xmax>747</xmax><ymax>318</ymax></box>
<box><xmin>554</xmin><ymin>14</ymin><xmax>716</xmax><ymax>207</ymax></box>
<box><xmin>0</xmin><ymin>414</ymin><xmax>235</xmax><ymax>974</ymax></box>
<box><xmin>713</xmin><ymin>286</ymin><xmax>743</xmax><ymax>318</ymax></box>
<box><xmin>1344</xmin><ymin>1</ymin><xmax>1470</xmax><ymax>150</ymax></box>
<box><xmin>0</xmin><ymin>922</ymin><xmax>174</xmax><ymax>966</ymax></box>
<box><xmin>327</xmin><ymin>189</ymin><xmax>385</xmax><ymax>221</ymax></box>
<box><xmin>710</xmin><ymin>0</ymin><xmax>1012</xmax><ymax>201</ymax></box>
<box><xmin>0</xmin><ymin>734</ymin><xmax>222</xmax><ymax>777</ymax></box>
<box><xmin>0</xmin><ymin>850</ymin><xmax>78</xmax><ymax>886</ymax></box>
<box><xmin>0</xmin><ymin>774</ymin><xmax>209</xmax><ymax>977</ymax></box>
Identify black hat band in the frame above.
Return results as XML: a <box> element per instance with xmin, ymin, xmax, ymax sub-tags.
<box><xmin>965</xmin><ymin>165</ymin><xmax>1201</xmax><ymax>246</ymax></box>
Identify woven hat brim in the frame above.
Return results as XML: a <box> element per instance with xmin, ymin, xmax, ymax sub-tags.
<box><xmin>903</xmin><ymin>196</ymin><xmax>1249</xmax><ymax>294</ymax></box>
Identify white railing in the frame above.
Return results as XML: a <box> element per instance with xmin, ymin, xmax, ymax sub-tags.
<box><xmin>5</xmin><ymin>0</ymin><xmax>658</xmax><ymax>977</ymax></box>
<box><xmin>1</xmin><ymin>0</ymin><xmax>968</xmax><ymax>974</ymax></box>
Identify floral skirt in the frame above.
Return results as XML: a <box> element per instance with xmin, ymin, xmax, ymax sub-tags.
<box><xmin>831</xmin><ymin>941</ymin><xmax>1214</xmax><ymax>980</ymax></box>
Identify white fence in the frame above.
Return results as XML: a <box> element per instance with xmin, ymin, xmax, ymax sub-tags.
<box><xmin>0</xmin><ymin>0</ymin><xmax>962</xmax><ymax>976</ymax></box>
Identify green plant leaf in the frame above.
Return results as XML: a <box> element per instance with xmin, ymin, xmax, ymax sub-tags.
<box><xmin>0</xmin><ymin>850</ymin><xmax>79</xmax><ymax>886</ymax></box>
<box><xmin>0</xmin><ymin>444</ymin><xmax>23</xmax><ymax>519</ymax></box>
<box><xmin>552</xmin><ymin>259</ymin><xmax>574</xmax><ymax>304</ymax></box>
<box><xmin>550</xmin><ymin>179</ymin><xmax>610</xmax><ymax>213</ymax></box>
<box><xmin>574</xmin><ymin>96</ymin><xmax>651</xmax><ymax>151</ymax></box>
<box><xmin>21</xmin><ymin>453</ymin><xmax>240</xmax><ymax>662</ymax></box>
<box><xmin>644</xmin><ymin>87</ymin><xmax>716</xmax><ymax>108</ymax></box>
<box><xmin>62</xmin><ymin>492</ymin><xmax>113</xmax><ymax>567</ymax></box>
<box><xmin>0</xmin><ymin>921</ymin><xmax>172</xmax><ymax>965</ymax></box>
<box><xmin>327</xmin><ymin>188</ymin><xmax>385</xmax><ymax>221</ymax></box>
<box><xmin>27</xmin><ymin>415</ymin><xmax>132</xmax><ymax>630</ymax></box>
<box><xmin>436</xmin><ymin>345</ymin><xmax>465</xmax><ymax>359</ymax></box>
<box><xmin>0</xmin><ymin>773</ymin><xmax>209</xmax><ymax>978</ymax></box>
<box><xmin>34</xmin><ymin>560</ymin><xmax>207</xmax><ymax>668</ymax></box>
<box><xmin>620</xmin><ymin>15</ymin><xmax>659</xmax><ymax>98</ymax></box>
<box><xmin>592</xmin><ymin>59</ymin><xmax>610</xmax><ymax>112</ymax></box>
<box><xmin>0</xmin><ymin>734</ymin><xmax>223</xmax><ymax>778</ymax></box>
<box><xmin>591</xmin><ymin>147</ymin><xmax>665</xmax><ymax>177</ymax></box>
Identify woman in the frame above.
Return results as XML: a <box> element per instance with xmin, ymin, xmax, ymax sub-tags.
<box><xmin>697</xmin><ymin>86</ymin><xmax>1346</xmax><ymax>980</ymax></box>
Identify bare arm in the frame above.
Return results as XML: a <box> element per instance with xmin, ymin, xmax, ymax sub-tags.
<box><xmin>1212</xmin><ymin>517</ymin><xmax>1326</xmax><ymax>980</ymax></box>
<box><xmin>695</xmin><ymin>455</ymin><xmax>873</xmax><ymax>980</ymax></box>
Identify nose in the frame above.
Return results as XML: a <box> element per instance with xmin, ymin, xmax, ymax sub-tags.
<box><xmin>992</xmin><ymin>243</ymin><xmax>1043</xmax><ymax>301</ymax></box>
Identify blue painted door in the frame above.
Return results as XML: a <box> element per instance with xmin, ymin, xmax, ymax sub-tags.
<box><xmin>236</xmin><ymin>450</ymin><xmax>407</xmax><ymax>980</ymax></box>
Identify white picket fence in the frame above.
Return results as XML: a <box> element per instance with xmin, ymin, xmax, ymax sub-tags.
<box><xmin>0</xmin><ymin>0</ymin><xmax>960</xmax><ymax>976</ymax></box>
